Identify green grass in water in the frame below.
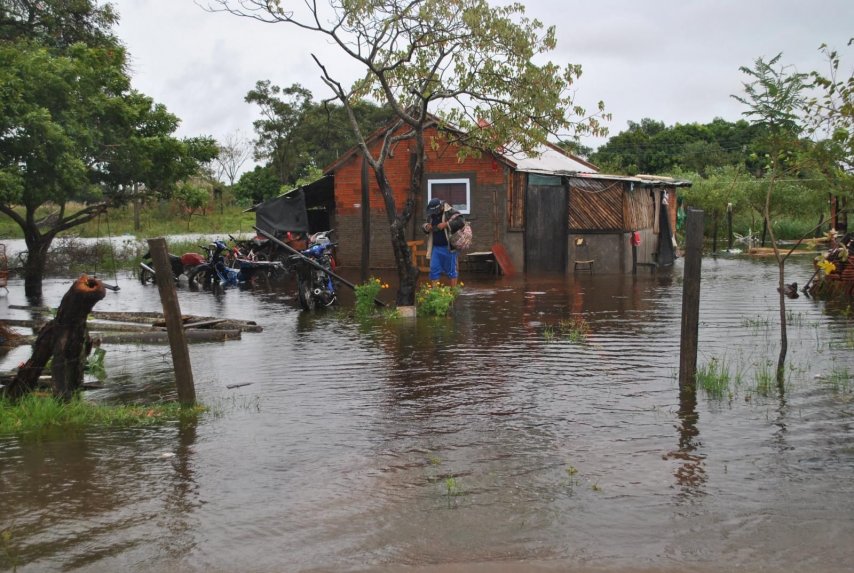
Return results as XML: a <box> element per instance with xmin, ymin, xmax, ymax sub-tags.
<box><xmin>0</xmin><ymin>394</ymin><xmax>205</xmax><ymax>436</ymax></box>
<box><xmin>696</xmin><ymin>357</ymin><xmax>734</xmax><ymax>399</ymax></box>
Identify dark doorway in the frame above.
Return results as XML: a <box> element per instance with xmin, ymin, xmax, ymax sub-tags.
<box><xmin>525</xmin><ymin>175</ymin><xmax>567</xmax><ymax>273</ymax></box>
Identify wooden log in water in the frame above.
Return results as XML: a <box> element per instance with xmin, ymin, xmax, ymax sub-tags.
<box><xmin>94</xmin><ymin>329</ymin><xmax>242</xmax><ymax>344</ymax></box>
<box><xmin>8</xmin><ymin>307</ymin><xmax>263</xmax><ymax>333</ymax></box>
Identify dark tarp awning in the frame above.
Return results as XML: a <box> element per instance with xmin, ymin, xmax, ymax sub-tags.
<box><xmin>254</xmin><ymin>190</ymin><xmax>309</xmax><ymax>234</ymax></box>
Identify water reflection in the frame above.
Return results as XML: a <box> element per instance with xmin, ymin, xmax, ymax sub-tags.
<box><xmin>2</xmin><ymin>256</ymin><xmax>854</xmax><ymax>572</ymax></box>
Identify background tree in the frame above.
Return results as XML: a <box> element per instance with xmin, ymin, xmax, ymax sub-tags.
<box><xmin>211</xmin><ymin>0</ymin><xmax>609</xmax><ymax>304</ymax></box>
<box><xmin>0</xmin><ymin>0</ymin><xmax>216</xmax><ymax>300</ymax></box>
<box><xmin>803</xmin><ymin>39</ymin><xmax>854</xmax><ymax>232</ymax></box>
<box><xmin>245</xmin><ymin>81</ymin><xmax>313</xmax><ymax>185</ymax></box>
<box><xmin>214</xmin><ymin>129</ymin><xmax>253</xmax><ymax>188</ymax></box>
<box><xmin>245</xmin><ymin>82</ymin><xmax>390</xmax><ymax>184</ymax></box>
<box><xmin>173</xmin><ymin>181</ymin><xmax>211</xmax><ymax>230</ymax></box>
<box><xmin>590</xmin><ymin>117</ymin><xmax>767</xmax><ymax>176</ymax></box>
<box><xmin>233</xmin><ymin>165</ymin><xmax>281</xmax><ymax>205</ymax></box>
<box><xmin>732</xmin><ymin>53</ymin><xmax>809</xmax><ymax>384</ymax></box>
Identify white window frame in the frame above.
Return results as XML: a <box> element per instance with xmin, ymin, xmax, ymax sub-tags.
<box><xmin>427</xmin><ymin>178</ymin><xmax>471</xmax><ymax>215</ymax></box>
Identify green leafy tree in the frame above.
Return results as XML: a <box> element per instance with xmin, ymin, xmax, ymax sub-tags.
<box><xmin>245</xmin><ymin>82</ymin><xmax>390</xmax><ymax>184</ymax></box>
<box><xmin>804</xmin><ymin>39</ymin><xmax>854</xmax><ymax>231</ymax></box>
<box><xmin>0</xmin><ymin>0</ymin><xmax>216</xmax><ymax>299</ymax></box>
<box><xmin>233</xmin><ymin>165</ymin><xmax>281</xmax><ymax>205</ymax></box>
<box><xmin>245</xmin><ymin>81</ymin><xmax>313</xmax><ymax>185</ymax></box>
<box><xmin>591</xmin><ymin>117</ymin><xmax>767</xmax><ymax>176</ymax></box>
<box><xmin>732</xmin><ymin>53</ymin><xmax>809</xmax><ymax>383</ymax></box>
<box><xmin>211</xmin><ymin>0</ymin><xmax>609</xmax><ymax>305</ymax></box>
<box><xmin>173</xmin><ymin>182</ymin><xmax>210</xmax><ymax>230</ymax></box>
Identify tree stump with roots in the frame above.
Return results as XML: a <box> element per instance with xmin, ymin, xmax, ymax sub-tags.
<box><xmin>4</xmin><ymin>275</ymin><xmax>106</xmax><ymax>400</ymax></box>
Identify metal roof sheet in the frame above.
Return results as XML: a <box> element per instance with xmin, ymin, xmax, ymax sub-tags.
<box><xmin>499</xmin><ymin>143</ymin><xmax>598</xmax><ymax>175</ymax></box>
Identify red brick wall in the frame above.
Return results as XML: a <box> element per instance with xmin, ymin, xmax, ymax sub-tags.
<box><xmin>331</xmin><ymin>126</ymin><xmax>506</xmax><ymax>267</ymax></box>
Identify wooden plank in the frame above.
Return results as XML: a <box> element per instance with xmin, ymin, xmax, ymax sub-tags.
<box><xmin>491</xmin><ymin>243</ymin><xmax>515</xmax><ymax>276</ymax></box>
<box><xmin>182</xmin><ymin>319</ymin><xmax>228</xmax><ymax>329</ymax></box>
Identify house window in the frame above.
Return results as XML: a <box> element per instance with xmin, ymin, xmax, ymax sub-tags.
<box><xmin>428</xmin><ymin>178</ymin><xmax>470</xmax><ymax>214</ymax></box>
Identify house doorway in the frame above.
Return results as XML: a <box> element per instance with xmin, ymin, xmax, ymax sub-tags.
<box><xmin>525</xmin><ymin>175</ymin><xmax>567</xmax><ymax>273</ymax></box>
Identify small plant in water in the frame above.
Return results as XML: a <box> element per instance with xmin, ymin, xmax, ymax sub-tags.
<box><xmin>1</xmin><ymin>525</ymin><xmax>18</xmax><ymax>572</ymax></box>
<box><xmin>542</xmin><ymin>324</ymin><xmax>556</xmax><ymax>341</ymax></box>
<box><xmin>543</xmin><ymin>316</ymin><xmax>590</xmax><ymax>343</ymax></box>
<box><xmin>558</xmin><ymin>316</ymin><xmax>590</xmax><ymax>343</ymax></box>
<box><xmin>354</xmin><ymin>277</ymin><xmax>389</xmax><ymax>318</ymax></box>
<box><xmin>416</xmin><ymin>282</ymin><xmax>460</xmax><ymax>317</ymax></box>
<box><xmin>444</xmin><ymin>476</ymin><xmax>463</xmax><ymax>507</ymax></box>
<box><xmin>819</xmin><ymin>367</ymin><xmax>852</xmax><ymax>395</ymax></box>
<box><xmin>752</xmin><ymin>359</ymin><xmax>776</xmax><ymax>397</ymax></box>
<box><xmin>696</xmin><ymin>357</ymin><xmax>734</xmax><ymax>399</ymax></box>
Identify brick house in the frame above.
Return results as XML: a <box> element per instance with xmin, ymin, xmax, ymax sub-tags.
<box><xmin>294</xmin><ymin>120</ymin><xmax>688</xmax><ymax>274</ymax></box>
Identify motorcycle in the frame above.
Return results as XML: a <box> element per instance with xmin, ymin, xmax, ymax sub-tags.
<box><xmin>187</xmin><ymin>240</ymin><xmax>284</xmax><ymax>290</ymax></box>
<box><xmin>289</xmin><ymin>230</ymin><xmax>337</xmax><ymax>310</ymax></box>
<box><xmin>139</xmin><ymin>249</ymin><xmax>205</xmax><ymax>285</ymax></box>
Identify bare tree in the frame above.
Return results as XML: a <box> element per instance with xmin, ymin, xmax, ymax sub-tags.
<box><xmin>214</xmin><ymin>129</ymin><xmax>253</xmax><ymax>187</ymax></box>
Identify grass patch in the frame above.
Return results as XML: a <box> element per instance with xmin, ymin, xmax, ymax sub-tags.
<box><xmin>543</xmin><ymin>315</ymin><xmax>591</xmax><ymax>343</ymax></box>
<box><xmin>819</xmin><ymin>367</ymin><xmax>853</xmax><ymax>395</ymax></box>
<box><xmin>0</xmin><ymin>201</ymin><xmax>256</xmax><ymax>240</ymax></box>
<box><xmin>741</xmin><ymin>315</ymin><xmax>770</xmax><ymax>331</ymax></box>
<box><xmin>0</xmin><ymin>394</ymin><xmax>205</xmax><ymax>436</ymax></box>
<box><xmin>696</xmin><ymin>357</ymin><xmax>737</xmax><ymax>399</ymax></box>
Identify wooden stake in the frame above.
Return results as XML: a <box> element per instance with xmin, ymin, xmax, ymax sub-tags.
<box><xmin>679</xmin><ymin>209</ymin><xmax>704</xmax><ymax>389</ymax></box>
<box><xmin>148</xmin><ymin>238</ymin><xmax>196</xmax><ymax>405</ymax></box>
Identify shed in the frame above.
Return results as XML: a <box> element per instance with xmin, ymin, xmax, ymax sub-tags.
<box><xmin>322</xmin><ymin>118</ymin><xmax>690</xmax><ymax>274</ymax></box>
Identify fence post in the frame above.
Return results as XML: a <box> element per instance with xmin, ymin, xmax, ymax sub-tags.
<box><xmin>678</xmin><ymin>209</ymin><xmax>704</xmax><ymax>389</ymax></box>
<box><xmin>148</xmin><ymin>238</ymin><xmax>196</xmax><ymax>405</ymax></box>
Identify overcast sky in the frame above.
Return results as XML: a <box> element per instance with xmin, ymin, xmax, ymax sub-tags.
<box><xmin>112</xmin><ymin>0</ymin><xmax>853</xmax><ymax>155</ymax></box>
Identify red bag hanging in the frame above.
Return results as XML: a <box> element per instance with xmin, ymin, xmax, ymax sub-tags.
<box><xmin>630</xmin><ymin>231</ymin><xmax>641</xmax><ymax>246</ymax></box>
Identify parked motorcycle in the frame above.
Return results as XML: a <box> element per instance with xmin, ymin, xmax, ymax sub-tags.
<box><xmin>289</xmin><ymin>230</ymin><xmax>337</xmax><ymax>310</ymax></box>
<box><xmin>187</xmin><ymin>240</ymin><xmax>284</xmax><ymax>290</ymax></box>
<box><xmin>139</xmin><ymin>249</ymin><xmax>205</xmax><ymax>285</ymax></box>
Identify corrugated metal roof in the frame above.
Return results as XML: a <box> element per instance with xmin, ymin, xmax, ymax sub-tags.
<box><xmin>499</xmin><ymin>143</ymin><xmax>598</xmax><ymax>175</ymax></box>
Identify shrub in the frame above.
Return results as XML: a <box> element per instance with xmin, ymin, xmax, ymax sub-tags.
<box><xmin>416</xmin><ymin>282</ymin><xmax>460</xmax><ymax>317</ymax></box>
<box><xmin>354</xmin><ymin>277</ymin><xmax>389</xmax><ymax>317</ymax></box>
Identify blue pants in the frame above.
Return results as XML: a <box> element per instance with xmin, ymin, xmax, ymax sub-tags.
<box><xmin>429</xmin><ymin>245</ymin><xmax>458</xmax><ymax>280</ymax></box>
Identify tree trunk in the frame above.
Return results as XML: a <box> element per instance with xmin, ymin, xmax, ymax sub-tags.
<box><xmin>5</xmin><ymin>275</ymin><xmax>107</xmax><ymax>400</ymax></box>
<box><xmin>373</xmin><ymin>163</ymin><xmax>419</xmax><ymax>306</ymax></box>
<box><xmin>23</xmin><ymin>232</ymin><xmax>51</xmax><ymax>304</ymax></box>
<box><xmin>134</xmin><ymin>196</ymin><xmax>141</xmax><ymax>231</ymax></box>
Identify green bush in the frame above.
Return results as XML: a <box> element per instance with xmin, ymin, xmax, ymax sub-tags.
<box><xmin>416</xmin><ymin>282</ymin><xmax>460</xmax><ymax>317</ymax></box>
<box><xmin>354</xmin><ymin>277</ymin><xmax>389</xmax><ymax>317</ymax></box>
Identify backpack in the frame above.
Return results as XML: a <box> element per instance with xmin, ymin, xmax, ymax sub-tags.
<box><xmin>448</xmin><ymin>217</ymin><xmax>473</xmax><ymax>251</ymax></box>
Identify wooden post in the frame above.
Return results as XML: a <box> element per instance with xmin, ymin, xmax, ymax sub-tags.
<box><xmin>361</xmin><ymin>156</ymin><xmax>370</xmax><ymax>282</ymax></box>
<box><xmin>726</xmin><ymin>202</ymin><xmax>734</xmax><ymax>251</ymax></box>
<box><xmin>678</xmin><ymin>209</ymin><xmax>704</xmax><ymax>389</ymax></box>
<box><xmin>148</xmin><ymin>238</ymin><xmax>196</xmax><ymax>405</ymax></box>
<box><xmin>711</xmin><ymin>209</ymin><xmax>718</xmax><ymax>253</ymax></box>
<box><xmin>632</xmin><ymin>243</ymin><xmax>638</xmax><ymax>275</ymax></box>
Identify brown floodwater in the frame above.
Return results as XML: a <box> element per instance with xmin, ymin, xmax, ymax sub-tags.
<box><xmin>1</xmin><ymin>255</ymin><xmax>853</xmax><ymax>572</ymax></box>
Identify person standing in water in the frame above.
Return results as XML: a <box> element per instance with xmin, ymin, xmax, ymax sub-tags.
<box><xmin>422</xmin><ymin>198</ymin><xmax>465</xmax><ymax>287</ymax></box>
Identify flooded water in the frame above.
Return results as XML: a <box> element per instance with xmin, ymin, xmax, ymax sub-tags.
<box><xmin>1</xmin><ymin>256</ymin><xmax>853</xmax><ymax>572</ymax></box>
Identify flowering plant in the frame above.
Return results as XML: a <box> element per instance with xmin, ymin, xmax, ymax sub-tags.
<box><xmin>354</xmin><ymin>277</ymin><xmax>389</xmax><ymax>317</ymax></box>
<box><xmin>817</xmin><ymin>259</ymin><xmax>837</xmax><ymax>275</ymax></box>
<box><xmin>416</xmin><ymin>282</ymin><xmax>461</xmax><ymax>317</ymax></box>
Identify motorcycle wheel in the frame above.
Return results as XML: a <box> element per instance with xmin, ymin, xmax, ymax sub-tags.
<box><xmin>297</xmin><ymin>276</ymin><xmax>316</xmax><ymax>311</ymax></box>
<box><xmin>139</xmin><ymin>266</ymin><xmax>155</xmax><ymax>285</ymax></box>
<box><xmin>186</xmin><ymin>265</ymin><xmax>212</xmax><ymax>290</ymax></box>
